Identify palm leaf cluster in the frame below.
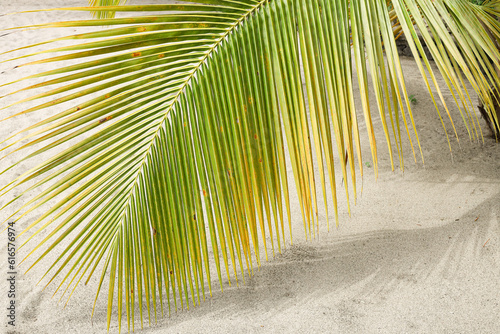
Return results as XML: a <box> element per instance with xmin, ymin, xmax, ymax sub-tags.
<box><xmin>1</xmin><ymin>0</ymin><xmax>499</xmax><ymax>331</ymax></box>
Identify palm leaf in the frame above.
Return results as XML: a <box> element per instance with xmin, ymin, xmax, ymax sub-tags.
<box><xmin>89</xmin><ymin>0</ymin><xmax>129</xmax><ymax>19</ymax></box>
<box><xmin>1</xmin><ymin>0</ymin><xmax>499</xmax><ymax>331</ymax></box>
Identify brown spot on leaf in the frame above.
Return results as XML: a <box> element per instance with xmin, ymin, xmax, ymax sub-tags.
<box><xmin>99</xmin><ymin>116</ymin><xmax>112</xmax><ymax>124</ymax></box>
<box><xmin>203</xmin><ymin>189</ymin><xmax>207</xmax><ymax>197</ymax></box>
<box><xmin>137</xmin><ymin>26</ymin><xmax>146</xmax><ymax>32</ymax></box>
<box><xmin>158</xmin><ymin>53</ymin><xmax>165</xmax><ymax>58</ymax></box>
<box><xmin>254</xmin><ymin>134</ymin><xmax>258</xmax><ymax>140</ymax></box>
<box><xmin>152</xmin><ymin>227</ymin><xmax>157</xmax><ymax>236</ymax></box>
<box><xmin>132</xmin><ymin>52</ymin><xmax>141</xmax><ymax>58</ymax></box>
<box><xmin>105</xmin><ymin>93</ymin><xmax>111</xmax><ymax>99</ymax></box>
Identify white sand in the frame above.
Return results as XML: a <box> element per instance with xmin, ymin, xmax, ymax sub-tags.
<box><xmin>1</xmin><ymin>1</ymin><xmax>499</xmax><ymax>333</ymax></box>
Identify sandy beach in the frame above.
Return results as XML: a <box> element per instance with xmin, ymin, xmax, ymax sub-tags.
<box><xmin>1</xmin><ymin>1</ymin><xmax>499</xmax><ymax>333</ymax></box>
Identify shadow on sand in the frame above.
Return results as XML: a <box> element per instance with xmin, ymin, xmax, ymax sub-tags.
<box><xmin>108</xmin><ymin>188</ymin><xmax>500</xmax><ymax>332</ymax></box>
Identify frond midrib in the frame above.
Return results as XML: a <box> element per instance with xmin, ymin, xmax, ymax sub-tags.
<box><xmin>110</xmin><ymin>0</ymin><xmax>268</xmax><ymax>241</ymax></box>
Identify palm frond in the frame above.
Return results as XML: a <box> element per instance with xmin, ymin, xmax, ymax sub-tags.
<box><xmin>0</xmin><ymin>0</ymin><xmax>499</xmax><ymax>331</ymax></box>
